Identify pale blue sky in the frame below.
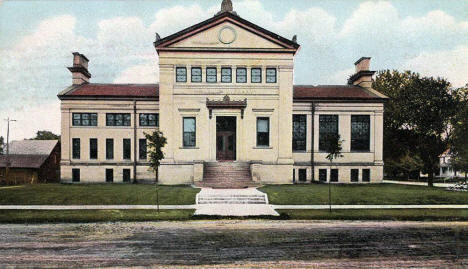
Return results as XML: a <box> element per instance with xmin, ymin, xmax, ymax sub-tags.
<box><xmin>0</xmin><ymin>0</ymin><xmax>467</xmax><ymax>140</ymax></box>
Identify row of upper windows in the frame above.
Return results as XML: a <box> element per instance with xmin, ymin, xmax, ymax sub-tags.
<box><xmin>72</xmin><ymin>113</ymin><xmax>159</xmax><ymax>127</ymax></box>
<box><xmin>292</xmin><ymin>114</ymin><xmax>371</xmax><ymax>152</ymax></box>
<box><xmin>176</xmin><ymin>67</ymin><xmax>277</xmax><ymax>83</ymax></box>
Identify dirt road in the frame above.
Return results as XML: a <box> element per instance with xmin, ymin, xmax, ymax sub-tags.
<box><xmin>0</xmin><ymin>220</ymin><xmax>467</xmax><ymax>268</ymax></box>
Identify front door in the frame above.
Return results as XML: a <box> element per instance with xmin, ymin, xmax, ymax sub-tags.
<box><xmin>216</xmin><ymin>116</ymin><xmax>236</xmax><ymax>161</ymax></box>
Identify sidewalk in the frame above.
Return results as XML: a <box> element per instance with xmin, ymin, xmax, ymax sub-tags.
<box><xmin>383</xmin><ymin>180</ymin><xmax>455</xmax><ymax>188</ymax></box>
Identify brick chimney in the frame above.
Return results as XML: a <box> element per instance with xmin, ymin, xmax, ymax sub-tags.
<box><xmin>348</xmin><ymin>57</ymin><xmax>375</xmax><ymax>88</ymax></box>
<box><xmin>67</xmin><ymin>52</ymin><xmax>91</xmax><ymax>85</ymax></box>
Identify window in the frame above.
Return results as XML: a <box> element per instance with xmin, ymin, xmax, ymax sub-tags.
<box><xmin>72</xmin><ymin>113</ymin><xmax>97</xmax><ymax>126</ymax></box>
<box><xmin>72</xmin><ymin>138</ymin><xmax>80</xmax><ymax>159</ymax></box>
<box><xmin>206</xmin><ymin>67</ymin><xmax>217</xmax><ymax>83</ymax></box>
<box><xmin>236</xmin><ymin>68</ymin><xmax>247</xmax><ymax>83</ymax></box>
<box><xmin>351</xmin><ymin>169</ymin><xmax>359</xmax><ymax>182</ymax></box>
<box><xmin>362</xmin><ymin>169</ymin><xmax>370</xmax><ymax>182</ymax></box>
<box><xmin>319</xmin><ymin>115</ymin><xmax>338</xmax><ymax>151</ymax></box>
<box><xmin>89</xmin><ymin>138</ymin><xmax>98</xmax><ymax>159</ymax></box>
<box><xmin>139</xmin><ymin>139</ymin><xmax>147</xmax><ymax>160</ymax></box>
<box><xmin>140</xmin><ymin>113</ymin><xmax>159</xmax><ymax>127</ymax></box>
<box><xmin>176</xmin><ymin>67</ymin><xmax>187</xmax><ymax>82</ymax></box>
<box><xmin>123</xmin><ymin>139</ymin><xmax>131</xmax><ymax>160</ymax></box>
<box><xmin>251</xmin><ymin>68</ymin><xmax>262</xmax><ymax>83</ymax></box>
<box><xmin>72</xmin><ymin>169</ymin><xmax>80</xmax><ymax>182</ymax></box>
<box><xmin>293</xmin><ymin>114</ymin><xmax>307</xmax><ymax>151</ymax></box>
<box><xmin>106</xmin><ymin>113</ymin><xmax>131</xmax><ymax>126</ymax></box>
<box><xmin>256</xmin><ymin>117</ymin><xmax>270</xmax><ymax>147</ymax></box>
<box><xmin>299</xmin><ymin>169</ymin><xmax>307</xmax><ymax>182</ymax></box>
<box><xmin>123</xmin><ymin>169</ymin><xmax>131</xmax><ymax>183</ymax></box>
<box><xmin>221</xmin><ymin>67</ymin><xmax>232</xmax><ymax>83</ymax></box>
<box><xmin>330</xmin><ymin>169</ymin><xmax>339</xmax><ymax>182</ymax></box>
<box><xmin>191</xmin><ymin>67</ymin><xmax>202</xmax><ymax>82</ymax></box>
<box><xmin>106</xmin><ymin>139</ymin><xmax>114</xmax><ymax>160</ymax></box>
<box><xmin>183</xmin><ymin>117</ymin><xmax>196</xmax><ymax>147</ymax></box>
<box><xmin>266</xmin><ymin>68</ymin><xmax>277</xmax><ymax>83</ymax></box>
<box><xmin>106</xmin><ymin>169</ymin><xmax>113</xmax><ymax>183</ymax></box>
<box><xmin>351</xmin><ymin>115</ymin><xmax>370</xmax><ymax>151</ymax></box>
<box><xmin>319</xmin><ymin>169</ymin><xmax>327</xmax><ymax>182</ymax></box>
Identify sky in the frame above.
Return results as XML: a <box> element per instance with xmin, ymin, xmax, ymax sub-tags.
<box><xmin>0</xmin><ymin>0</ymin><xmax>467</xmax><ymax>141</ymax></box>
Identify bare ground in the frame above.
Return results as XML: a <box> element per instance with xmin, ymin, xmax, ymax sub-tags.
<box><xmin>0</xmin><ymin>220</ymin><xmax>467</xmax><ymax>268</ymax></box>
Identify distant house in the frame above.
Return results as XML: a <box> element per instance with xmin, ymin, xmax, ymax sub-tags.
<box><xmin>0</xmin><ymin>140</ymin><xmax>60</xmax><ymax>184</ymax></box>
<box><xmin>439</xmin><ymin>149</ymin><xmax>466</xmax><ymax>179</ymax></box>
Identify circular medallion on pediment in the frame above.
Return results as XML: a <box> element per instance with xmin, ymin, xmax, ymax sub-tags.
<box><xmin>218</xmin><ymin>26</ymin><xmax>237</xmax><ymax>44</ymax></box>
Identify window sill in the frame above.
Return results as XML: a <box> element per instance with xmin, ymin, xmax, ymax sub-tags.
<box><xmin>179</xmin><ymin>147</ymin><xmax>200</xmax><ymax>149</ymax></box>
<box><xmin>253</xmin><ymin>146</ymin><xmax>273</xmax><ymax>149</ymax></box>
<box><xmin>293</xmin><ymin>150</ymin><xmax>307</xmax><ymax>153</ymax></box>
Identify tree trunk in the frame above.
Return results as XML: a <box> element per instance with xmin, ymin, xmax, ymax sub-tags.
<box><xmin>428</xmin><ymin>172</ymin><xmax>434</xmax><ymax>187</ymax></box>
<box><xmin>156</xmin><ymin>167</ymin><xmax>159</xmax><ymax>183</ymax></box>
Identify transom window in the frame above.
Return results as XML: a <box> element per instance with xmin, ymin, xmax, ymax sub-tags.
<box><xmin>292</xmin><ymin>114</ymin><xmax>306</xmax><ymax>151</ymax></box>
<box><xmin>351</xmin><ymin>115</ymin><xmax>370</xmax><ymax>151</ymax></box>
<box><xmin>319</xmin><ymin>115</ymin><xmax>338</xmax><ymax>151</ymax></box>
<box><xmin>256</xmin><ymin>117</ymin><xmax>270</xmax><ymax>147</ymax></box>
<box><xmin>236</xmin><ymin>68</ymin><xmax>247</xmax><ymax>83</ymax></box>
<box><xmin>206</xmin><ymin>67</ymin><xmax>217</xmax><ymax>83</ymax></box>
<box><xmin>106</xmin><ymin>113</ymin><xmax>131</xmax><ymax>126</ymax></box>
<box><xmin>72</xmin><ymin>113</ymin><xmax>97</xmax><ymax>126</ymax></box>
<box><xmin>221</xmin><ymin>67</ymin><xmax>232</xmax><ymax>83</ymax></box>
<box><xmin>176</xmin><ymin>67</ymin><xmax>187</xmax><ymax>82</ymax></box>
<box><xmin>251</xmin><ymin>68</ymin><xmax>262</xmax><ymax>83</ymax></box>
<box><xmin>139</xmin><ymin>113</ymin><xmax>158</xmax><ymax>127</ymax></box>
<box><xmin>266</xmin><ymin>68</ymin><xmax>277</xmax><ymax>83</ymax></box>
<box><xmin>191</xmin><ymin>67</ymin><xmax>202</xmax><ymax>82</ymax></box>
<box><xmin>183</xmin><ymin>117</ymin><xmax>196</xmax><ymax>147</ymax></box>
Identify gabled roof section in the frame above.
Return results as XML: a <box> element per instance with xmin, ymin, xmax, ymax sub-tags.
<box><xmin>154</xmin><ymin>11</ymin><xmax>300</xmax><ymax>54</ymax></box>
<box><xmin>7</xmin><ymin>140</ymin><xmax>58</xmax><ymax>156</ymax></box>
<box><xmin>293</xmin><ymin>85</ymin><xmax>388</xmax><ymax>102</ymax></box>
<box><xmin>58</xmin><ymin>83</ymin><xmax>159</xmax><ymax>100</ymax></box>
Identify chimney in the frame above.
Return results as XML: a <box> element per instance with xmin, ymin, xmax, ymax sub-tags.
<box><xmin>67</xmin><ymin>52</ymin><xmax>91</xmax><ymax>85</ymax></box>
<box><xmin>348</xmin><ymin>57</ymin><xmax>375</xmax><ymax>88</ymax></box>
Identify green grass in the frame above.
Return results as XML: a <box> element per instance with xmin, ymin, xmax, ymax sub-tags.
<box><xmin>0</xmin><ymin>184</ymin><xmax>200</xmax><ymax>205</ymax></box>
<box><xmin>260</xmin><ymin>184</ymin><xmax>468</xmax><ymax>205</ymax></box>
<box><xmin>0</xmin><ymin>210</ymin><xmax>194</xmax><ymax>223</ymax></box>
<box><xmin>278</xmin><ymin>209</ymin><xmax>468</xmax><ymax>221</ymax></box>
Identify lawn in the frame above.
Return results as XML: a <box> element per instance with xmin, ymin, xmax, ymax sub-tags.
<box><xmin>259</xmin><ymin>184</ymin><xmax>468</xmax><ymax>205</ymax></box>
<box><xmin>0</xmin><ymin>184</ymin><xmax>200</xmax><ymax>205</ymax></box>
<box><xmin>0</xmin><ymin>210</ymin><xmax>194</xmax><ymax>223</ymax></box>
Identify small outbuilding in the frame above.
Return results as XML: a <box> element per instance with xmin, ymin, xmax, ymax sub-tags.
<box><xmin>0</xmin><ymin>140</ymin><xmax>60</xmax><ymax>184</ymax></box>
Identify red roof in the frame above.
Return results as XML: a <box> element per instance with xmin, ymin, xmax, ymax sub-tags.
<box><xmin>59</xmin><ymin>83</ymin><xmax>159</xmax><ymax>99</ymax></box>
<box><xmin>293</xmin><ymin>85</ymin><xmax>387</xmax><ymax>101</ymax></box>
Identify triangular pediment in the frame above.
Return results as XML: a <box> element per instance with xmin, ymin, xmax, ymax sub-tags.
<box><xmin>154</xmin><ymin>12</ymin><xmax>299</xmax><ymax>53</ymax></box>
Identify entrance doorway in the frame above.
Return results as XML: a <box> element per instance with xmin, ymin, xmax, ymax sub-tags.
<box><xmin>216</xmin><ymin>116</ymin><xmax>236</xmax><ymax>161</ymax></box>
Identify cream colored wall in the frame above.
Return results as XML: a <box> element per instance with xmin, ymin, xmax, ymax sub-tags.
<box><xmin>60</xmin><ymin>99</ymin><xmax>159</xmax><ymax>183</ymax></box>
<box><xmin>292</xmin><ymin>101</ymin><xmax>384</xmax><ymax>182</ymax></box>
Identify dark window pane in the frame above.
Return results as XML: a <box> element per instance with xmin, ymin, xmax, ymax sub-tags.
<box><xmin>72</xmin><ymin>138</ymin><xmax>80</xmax><ymax>159</ymax></box>
<box><xmin>140</xmin><ymin>114</ymin><xmax>148</xmax><ymax>126</ymax></box>
<box><xmin>72</xmin><ymin>169</ymin><xmax>80</xmax><ymax>182</ymax></box>
<box><xmin>351</xmin><ymin>169</ymin><xmax>359</xmax><ymax>182</ymax></box>
<box><xmin>183</xmin><ymin>117</ymin><xmax>196</xmax><ymax>147</ymax></box>
<box><xmin>106</xmin><ymin>169</ymin><xmax>113</xmax><ymax>183</ymax></box>
<box><xmin>176</xmin><ymin>67</ymin><xmax>187</xmax><ymax>82</ymax></box>
<box><xmin>139</xmin><ymin>139</ymin><xmax>147</xmax><ymax>160</ymax></box>
<box><xmin>191</xmin><ymin>67</ymin><xmax>202</xmax><ymax>82</ymax></box>
<box><xmin>123</xmin><ymin>169</ymin><xmax>131</xmax><ymax>182</ymax></box>
<box><xmin>106</xmin><ymin>139</ymin><xmax>114</xmax><ymax>160</ymax></box>
<box><xmin>319</xmin><ymin>115</ymin><xmax>339</xmax><ymax>151</ymax></box>
<box><xmin>257</xmin><ymin>117</ymin><xmax>269</xmax><ymax>147</ymax></box>
<box><xmin>319</xmin><ymin>169</ymin><xmax>327</xmax><ymax>182</ymax></box>
<box><xmin>293</xmin><ymin>114</ymin><xmax>307</xmax><ymax>151</ymax></box>
<box><xmin>331</xmin><ymin>169</ymin><xmax>338</xmax><ymax>182</ymax></box>
<box><xmin>90</xmin><ymin>138</ymin><xmax>98</xmax><ymax>159</ymax></box>
<box><xmin>363</xmin><ymin>169</ymin><xmax>370</xmax><ymax>182</ymax></box>
<box><xmin>299</xmin><ymin>169</ymin><xmax>307</xmax><ymax>182</ymax></box>
<box><xmin>221</xmin><ymin>68</ymin><xmax>232</xmax><ymax>83</ymax></box>
<box><xmin>266</xmin><ymin>68</ymin><xmax>277</xmax><ymax>83</ymax></box>
<box><xmin>351</xmin><ymin>115</ymin><xmax>370</xmax><ymax>151</ymax></box>
<box><xmin>206</xmin><ymin>67</ymin><xmax>217</xmax><ymax>83</ymax></box>
<box><xmin>236</xmin><ymin>68</ymin><xmax>247</xmax><ymax>83</ymax></box>
<box><xmin>251</xmin><ymin>68</ymin><xmax>262</xmax><ymax>83</ymax></box>
<box><xmin>123</xmin><ymin>139</ymin><xmax>131</xmax><ymax>160</ymax></box>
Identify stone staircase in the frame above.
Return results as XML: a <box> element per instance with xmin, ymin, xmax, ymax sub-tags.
<box><xmin>196</xmin><ymin>162</ymin><xmax>258</xmax><ymax>189</ymax></box>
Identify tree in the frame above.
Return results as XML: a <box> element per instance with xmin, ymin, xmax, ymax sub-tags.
<box><xmin>323</xmin><ymin>133</ymin><xmax>343</xmax><ymax>212</ymax></box>
<box><xmin>0</xmin><ymin>136</ymin><xmax>4</xmax><ymax>155</ymax></box>
<box><xmin>451</xmin><ymin>85</ymin><xmax>468</xmax><ymax>181</ymax></box>
<box><xmin>373</xmin><ymin>70</ymin><xmax>459</xmax><ymax>186</ymax></box>
<box><xmin>31</xmin><ymin>130</ymin><xmax>60</xmax><ymax>141</ymax></box>
<box><xmin>144</xmin><ymin>130</ymin><xmax>167</xmax><ymax>182</ymax></box>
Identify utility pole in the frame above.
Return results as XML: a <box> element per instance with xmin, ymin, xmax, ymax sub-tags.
<box><xmin>5</xmin><ymin>117</ymin><xmax>16</xmax><ymax>184</ymax></box>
